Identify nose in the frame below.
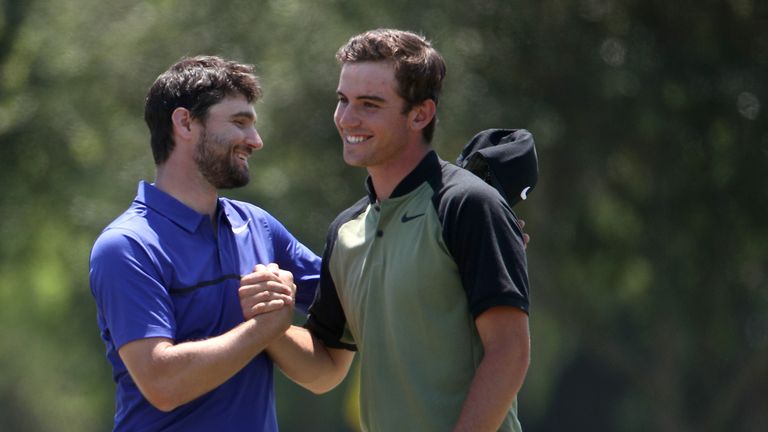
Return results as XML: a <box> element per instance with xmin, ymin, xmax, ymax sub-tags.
<box><xmin>245</xmin><ymin>127</ymin><xmax>264</xmax><ymax>150</ymax></box>
<box><xmin>335</xmin><ymin>103</ymin><xmax>359</xmax><ymax>129</ymax></box>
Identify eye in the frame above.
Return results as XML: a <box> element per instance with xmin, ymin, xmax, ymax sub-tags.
<box><xmin>233</xmin><ymin>118</ymin><xmax>254</xmax><ymax>128</ymax></box>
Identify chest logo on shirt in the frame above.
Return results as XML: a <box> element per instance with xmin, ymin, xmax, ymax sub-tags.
<box><xmin>232</xmin><ymin>218</ymin><xmax>251</xmax><ymax>234</ymax></box>
<box><xmin>401</xmin><ymin>212</ymin><xmax>425</xmax><ymax>223</ymax></box>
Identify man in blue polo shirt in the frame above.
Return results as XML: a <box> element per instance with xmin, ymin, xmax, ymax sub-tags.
<box><xmin>89</xmin><ymin>56</ymin><xmax>320</xmax><ymax>431</ymax></box>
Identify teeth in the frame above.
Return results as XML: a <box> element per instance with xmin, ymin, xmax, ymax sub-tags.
<box><xmin>346</xmin><ymin>135</ymin><xmax>367</xmax><ymax>144</ymax></box>
<box><xmin>234</xmin><ymin>148</ymin><xmax>251</xmax><ymax>161</ymax></box>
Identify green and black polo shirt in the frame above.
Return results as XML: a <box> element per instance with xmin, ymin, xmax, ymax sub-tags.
<box><xmin>306</xmin><ymin>150</ymin><xmax>529</xmax><ymax>432</ymax></box>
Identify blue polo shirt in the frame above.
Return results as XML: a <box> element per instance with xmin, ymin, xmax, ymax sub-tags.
<box><xmin>89</xmin><ymin>181</ymin><xmax>321</xmax><ymax>431</ymax></box>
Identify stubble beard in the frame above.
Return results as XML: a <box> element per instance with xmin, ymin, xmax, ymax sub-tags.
<box><xmin>194</xmin><ymin>129</ymin><xmax>250</xmax><ymax>189</ymax></box>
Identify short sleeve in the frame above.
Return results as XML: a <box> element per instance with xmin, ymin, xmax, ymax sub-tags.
<box><xmin>89</xmin><ymin>228</ymin><xmax>176</xmax><ymax>349</ymax></box>
<box><xmin>440</xmin><ymin>180</ymin><xmax>530</xmax><ymax>317</ymax></box>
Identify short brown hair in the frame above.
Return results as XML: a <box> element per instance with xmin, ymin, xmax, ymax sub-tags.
<box><xmin>144</xmin><ymin>56</ymin><xmax>262</xmax><ymax>165</ymax></box>
<box><xmin>336</xmin><ymin>29</ymin><xmax>446</xmax><ymax>143</ymax></box>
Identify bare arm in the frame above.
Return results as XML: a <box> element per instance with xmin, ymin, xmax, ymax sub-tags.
<box><xmin>119</xmin><ymin>267</ymin><xmax>294</xmax><ymax>412</ymax></box>
<box><xmin>453</xmin><ymin>306</ymin><xmax>530</xmax><ymax>432</ymax></box>
<box><xmin>239</xmin><ymin>264</ymin><xmax>355</xmax><ymax>394</ymax></box>
<box><xmin>266</xmin><ymin>325</ymin><xmax>355</xmax><ymax>394</ymax></box>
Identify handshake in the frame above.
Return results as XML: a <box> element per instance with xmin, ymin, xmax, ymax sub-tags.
<box><xmin>238</xmin><ymin>263</ymin><xmax>297</xmax><ymax>329</ymax></box>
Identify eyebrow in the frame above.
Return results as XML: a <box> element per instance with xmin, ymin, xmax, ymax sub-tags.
<box><xmin>337</xmin><ymin>91</ymin><xmax>387</xmax><ymax>103</ymax></box>
<box><xmin>231</xmin><ymin>111</ymin><xmax>256</xmax><ymax>121</ymax></box>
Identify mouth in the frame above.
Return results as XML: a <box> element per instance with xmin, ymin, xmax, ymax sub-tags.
<box><xmin>233</xmin><ymin>148</ymin><xmax>252</xmax><ymax>163</ymax></box>
<box><xmin>344</xmin><ymin>134</ymin><xmax>371</xmax><ymax>144</ymax></box>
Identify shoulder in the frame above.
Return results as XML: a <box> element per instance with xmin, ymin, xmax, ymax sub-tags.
<box><xmin>433</xmin><ymin>160</ymin><xmax>511</xmax><ymax>214</ymax></box>
<box><xmin>320</xmin><ymin>196</ymin><xmax>369</xmax><ymax>255</ymax></box>
<box><xmin>329</xmin><ymin>196</ymin><xmax>369</xmax><ymax>233</ymax></box>
<box><xmin>90</xmin><ymin>213</ymin><xmax>159</xmax><ymax>286</ymax></box>
<box><xmin>92</xmin><ymin>207</ymin><xmax>152</xmax><ymax>257</ymax></box>
<box><xmin>431</xmin><ymin>159</ymin><xmax>525</xmax><ymax>245</ymax></box>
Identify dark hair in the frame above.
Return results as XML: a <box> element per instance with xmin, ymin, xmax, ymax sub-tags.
<box><xmin>336</xmin><ymin>29</ymin><xmax>446</xmax><ymax>143</ymax></box>
<box><xmin>144</xmin><ymin>56</ymin><xmax>262</xmax><ymax>165</ymax></box>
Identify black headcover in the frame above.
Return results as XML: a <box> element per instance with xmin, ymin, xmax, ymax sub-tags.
<box><xmin>456</xmin><ymin>128</ymin><xmax>538</xmax><ymax>207</ymax></box>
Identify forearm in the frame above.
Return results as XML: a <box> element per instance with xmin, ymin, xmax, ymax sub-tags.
<box><xmin>121</xmin><ymin>310</ymin><xmax>290</xmax><ymax>411</ymax></box>
<box><xmin>267</xmin><ymin>325</ymin><xmax>353</xmax><ymax>394</ymax></box>
<box><xmin>452</xmin><ymin>347</ymin><xmax>529</xmax><ymax>431</ymax></box>
<box><xmin>454</xmin><ymin>306</ymin><xmax>531</xmax><ymax>432</ymax></box>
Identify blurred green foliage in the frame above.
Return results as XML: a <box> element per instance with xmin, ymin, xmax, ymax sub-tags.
<box><xmin>1</xmin><ymin>0</ymin><xmax>766</xmax><ymax>430</ymax></box>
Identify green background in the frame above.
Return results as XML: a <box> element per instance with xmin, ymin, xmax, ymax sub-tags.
<box><xmin>1</xmin><ymin>0</ymin><xmax>766</xmax><ymax>430</ymax></box>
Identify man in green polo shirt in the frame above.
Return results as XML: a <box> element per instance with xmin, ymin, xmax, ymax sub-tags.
<box><xmin>245</xmin><ymin>29</ymin><xmax>531</xmax><ymax>431</ymax></box>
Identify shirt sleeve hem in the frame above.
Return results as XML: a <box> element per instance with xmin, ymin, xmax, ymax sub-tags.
<box><xmin>470</xmin><ymin>296</ymin><xmax>529</xmax><ymax>319</ymax></box>
<box><xmin>304</xmin><ymin>319</ymin><xmax>357</xmax><ymax>352</ymax></box>
<box><xmin>114</xmin><ymin>328</ymin><xmax>175</xmax><ymax>351</ymax></box>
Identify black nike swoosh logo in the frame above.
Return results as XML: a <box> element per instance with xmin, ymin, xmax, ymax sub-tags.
<box><xmin>401</xmin><ymin>212</ymin><xmax>425</xmax><ymax>223</ymax></box>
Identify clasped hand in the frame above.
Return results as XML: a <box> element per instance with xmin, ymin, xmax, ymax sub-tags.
<box><xmin>239</xmin><ymin>263</ymin><xmax>296</xmax><ymax>320</ymax></box>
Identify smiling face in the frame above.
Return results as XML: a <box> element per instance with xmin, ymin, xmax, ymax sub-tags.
<box><xmin>334</xmin><ymin>61</ymin><xmax>414</xmax><ymax>172</ymax></box>
<box><xmin>194</xmin><ymin>94</ymin><xmax>263</xmax><ymax>189</ymax></box>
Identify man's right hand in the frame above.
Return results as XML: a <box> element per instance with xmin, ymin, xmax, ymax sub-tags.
<box><xmin>239</xmin><ymin>263</ymin><xmax>296</xmax><ymax>320</ymax></box>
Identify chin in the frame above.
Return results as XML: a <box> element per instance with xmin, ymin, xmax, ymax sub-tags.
<box><xmin>343</xmin><ymin>158</ymin><xmax>368</xmax><ymax>168</ymax></box>
<box><xmin>342</xmin><ymin>152</ymin><xmax>363</xmax><ymax>167</ymax></box>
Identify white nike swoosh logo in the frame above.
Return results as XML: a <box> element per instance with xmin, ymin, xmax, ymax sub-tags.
<box><xmin>520</xmin><ymin>186</ymin><xmax>531</xmax><ymax>200</ymax></box>
<box><xmin>232</xmin><ymin>218</ymin><xmax>251</xmax><ymax>234</ymax></box>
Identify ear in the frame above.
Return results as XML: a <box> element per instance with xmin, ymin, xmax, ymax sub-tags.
<box><xmin>408</xmin><ymin>99</ymin><xmax>437</xmax><ymax>132</ymax></box>
<box><xmin>171</xmin><ymin>107</ymin><xmax>196</xmax><ymax>141</ymax></box>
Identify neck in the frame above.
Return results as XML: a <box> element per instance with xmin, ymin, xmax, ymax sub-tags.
<box><xmin>155</xmin><ymin>160</ymin><xmax>218</xmax><ymax>219</ymax></box>
<box><xmin>368</xmin><ymin>143</ymin><xmax>431</xmax><ymax>200</ymax></box>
